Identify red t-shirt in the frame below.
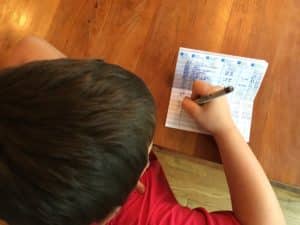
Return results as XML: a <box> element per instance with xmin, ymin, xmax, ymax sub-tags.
<box><xmin>93</xmin><ymin>153</ymin><xmax>240</xmax><ymax>225</ymax></box>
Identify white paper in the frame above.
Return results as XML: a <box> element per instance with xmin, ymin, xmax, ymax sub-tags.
<box><xmin>165</xmin><ymin>47</ymin><xmax>268</xmax><ymax>141</ymax></box>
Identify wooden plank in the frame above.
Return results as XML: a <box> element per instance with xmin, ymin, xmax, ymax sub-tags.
<box><xmin>220</xmin><ymin>0</ymin><xmax>300</xmax><ymax>186</ymax></box>
<box><xmin>0</xmin><ymin>0</ymin><xmax>59</xmax><ymax>51</ymax></box>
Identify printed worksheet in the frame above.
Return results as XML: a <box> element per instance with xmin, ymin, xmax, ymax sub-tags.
<box><xmin>165</xmin><ymin>47</ymin><xmax>268</xmax><ymax>141</ymax></box>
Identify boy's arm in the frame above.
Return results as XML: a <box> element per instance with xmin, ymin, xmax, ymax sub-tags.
<box><xmin>182</xmin><ymin>81</ymin><xmax>286</xmax><ymax>225</ymax></box>
<box><xmin>0</xmin><ymin>36</ymin><xmax>66</xmax><ymax>68</ymax></box>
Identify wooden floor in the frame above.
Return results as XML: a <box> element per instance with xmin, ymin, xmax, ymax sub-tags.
<box><xmin>0</xmin><ymin>0</ymin><xmax>300</xmax><ymax>187</ymax></box>
<box><xmin>153</xmin><ymin>147</ymin><xmax>300</xmax><ymax>225</ymax></box>
<box><xmin>0</xmin><ymin>2</ymin><xmax>299</xmax><ymax>225</ymax></box>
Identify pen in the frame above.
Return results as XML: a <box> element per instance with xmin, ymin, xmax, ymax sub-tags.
<box><xmin>194</xmin><ymin>86</ymin><xmax>234</xmax><ymax>105</ymax></box>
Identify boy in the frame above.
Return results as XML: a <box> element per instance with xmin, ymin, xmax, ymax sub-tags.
<box><xmin>0</xmin><ymin>37</ymin><xmax>286</xmax><ymax>225</ymax></box>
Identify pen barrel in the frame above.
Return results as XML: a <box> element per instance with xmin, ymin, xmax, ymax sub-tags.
<box><xmin>195</xmin><ymin>86</ymin><xmax>234</xmax><ymax>105</ymax></box>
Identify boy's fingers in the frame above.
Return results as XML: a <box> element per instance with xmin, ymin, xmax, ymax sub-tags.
<box><xmin>191</xmin><ymin>80</ymin><xmax>213</xmax><ymax>99</ymax></box>
<box><xmin>182</xmin><ymin>97</ymin><xmax>203</xmax><ymax>120</ymax></box>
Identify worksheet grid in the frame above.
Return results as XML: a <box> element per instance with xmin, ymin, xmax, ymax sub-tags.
<box><xmin>173</xmin><ymin>49</ymin><xmax>267</xmax><ymax>103</ymax></box>
<box><xmin>166</xmin><ymin>88</ymin><xmax>252</xmax><ymax>140</ymax></box>
<box><xmin>165</xmin><ymin>88</ymin><xmax>206</xmax><ymax>133</ymax></box>
<box><xmin>165</xmin><ymin>48</ymin><xmax>268</xmax><ymax>141</ymax></box>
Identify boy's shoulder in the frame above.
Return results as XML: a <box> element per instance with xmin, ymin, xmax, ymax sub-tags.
<box><xmin>103</xmin><ymin>151</ymin><xmax>240</xmax><ymax>225</ymax></box>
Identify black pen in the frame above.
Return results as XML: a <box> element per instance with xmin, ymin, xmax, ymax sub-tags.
<box><xmin>194</xmin><ymin>86</ymin><xmax>234</xmax><ymax>105</ymax></box>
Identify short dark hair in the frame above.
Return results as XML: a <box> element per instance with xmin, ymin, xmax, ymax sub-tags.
<box><xmin>0</xmin><ymin>59</ymin><xmax>155</xmax><ymax>225</ymax></box>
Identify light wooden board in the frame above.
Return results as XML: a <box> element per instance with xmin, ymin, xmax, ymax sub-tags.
<box><xmin>154</xmin><ymin>147</ymin><xmax>300</xmax><ymax>225</ymax></box>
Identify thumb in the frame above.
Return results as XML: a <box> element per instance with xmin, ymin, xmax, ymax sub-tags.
<box><xmin>182</xmin><ymin>97</ymin><xmax>203</xmax><ymax>121</ymax></box>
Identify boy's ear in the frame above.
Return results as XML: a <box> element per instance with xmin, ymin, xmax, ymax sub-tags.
<box><xmin>136</xmin><ymin>180</ymin><xmax>145</xmax><ymax>194</ymax></box>
<box><xmin>99</xmin><ymin>181</ymin><xmax>146</xmax><ymax>224</ymax></box>
<box><xmin>148</xmin><ymin>141</ymin><xmax>153</xmax><ymax>153</ymax></box>
<box><xmin>98</xmin><ymin>207</ymin><xmax>121</xmax><ymax>225</ymax></box>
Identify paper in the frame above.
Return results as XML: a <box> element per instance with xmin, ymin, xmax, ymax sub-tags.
<box><xmin>165</xmin><ymin>47</ymin><xmax>268</xmax><ymax>141</ymax></box>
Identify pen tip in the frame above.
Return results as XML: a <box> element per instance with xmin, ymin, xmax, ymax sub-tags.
<box><xmin>226</xmin><ymin>86</ymin><xmax>234</xmax><ymax>92</ymax></box>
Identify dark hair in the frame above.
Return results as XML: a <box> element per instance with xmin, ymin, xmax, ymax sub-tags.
<box><xmin>0</xmin><ymin>59</ymin><xmax>155</xmax><ymax>225</ymax></box>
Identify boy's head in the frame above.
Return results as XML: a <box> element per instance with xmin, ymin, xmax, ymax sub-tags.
<box><xmin>0</xmin><ymin>59</ymin><xmax>155</xmax><ymax>225</ymax></box>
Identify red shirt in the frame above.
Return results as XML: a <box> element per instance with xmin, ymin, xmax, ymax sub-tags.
<box><xmin>93</xmin><ymin>153</ymin><xmax>240</xmax><ymax>225</ymax></box>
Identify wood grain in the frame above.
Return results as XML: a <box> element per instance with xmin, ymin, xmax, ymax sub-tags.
<box><xmin>0</xmin><ymin>0</ymin><xmax>299</xmax><ymax>186</ymax></box>
<box><xmin>0</xmin><ymin>0</ymin><xmax>59</xmax><ymax>51</ymax></box>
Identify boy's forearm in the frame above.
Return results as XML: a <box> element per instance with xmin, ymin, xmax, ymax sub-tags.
<box><xmin>0</xmin><ymin>36</ymin><xmax>65</xmax><ymax>68</ymax></box>
<box><xmin>214</xmin><ymin>127</ymin><xmax>286</xmax><ymax>225</ymax></box>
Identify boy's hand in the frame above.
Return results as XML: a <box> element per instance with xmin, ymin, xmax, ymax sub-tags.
<box><xmin>182</xmin><ymin>80</ymin><xmax>235</xmax><ymax>137</ymax></box>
